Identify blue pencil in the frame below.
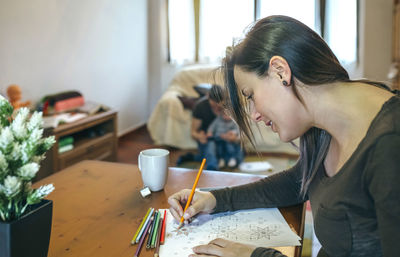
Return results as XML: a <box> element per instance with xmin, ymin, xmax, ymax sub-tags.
<box><xmin>136</xmin><ymin>208</ymin><xmax>154</xmax><ymax>243</ymax></box>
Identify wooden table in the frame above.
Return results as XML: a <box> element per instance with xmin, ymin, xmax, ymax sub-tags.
<box><xmin>34</xmin><ymin>160</ymin><xmax>305</xmax><ymax>257</ymax></box>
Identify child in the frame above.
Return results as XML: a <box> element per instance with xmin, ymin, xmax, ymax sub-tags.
<box><xmin>207</xmin><ymin>111</ymin><xmax>243</xmax><ymax>169</ymax></box>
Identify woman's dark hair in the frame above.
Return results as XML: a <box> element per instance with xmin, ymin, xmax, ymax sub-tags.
<box><xmin>223</xmin><ymin>15</ymin><xmax>391</xmax><ymax>198</ymax></box>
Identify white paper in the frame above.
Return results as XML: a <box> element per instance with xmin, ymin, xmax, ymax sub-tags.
<box><xmin>43</xmin><ymin>113</ymin><xmax>87</xmax><ymax>128</ymax></box>
<box><xmin>160</xmin><ymin>208</ymin><xmax>301</xmax><ymax>257</ymax></box>
<box><xmin>239</xmin><ymin>161</ymin><xmax>273</xmax><ymax>173</ymax></box>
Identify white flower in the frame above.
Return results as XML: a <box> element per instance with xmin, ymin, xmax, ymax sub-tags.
<box><xmin>18</xmin><ymin>163</ymin><xmax>39</xmax><ymax>180</ymax></box>
<box><xmin>43</xmin><ymin>136</ymin><xmax>56</xmax><ymax>148</ymax></box>
<box><xmin>28</xmin><ymin>127</ymin><xmax>43</xmax><ymax>142</ymax></box>
<box><xmin>27</xmin><ymin>112</ymin><xmax>43</xmax><ymax>131</ymax></box>
<box><xmin>10</xmin><ymin>143</ymin><xmax>22</xmax><ymax>161</ymax></box>
<box><xmin>0</xmin><ymin>127</ymin><xmax>14</xmax><ymax>150</ymax></box>
<box><xmin>27</xmin><ymin>184</ymin><xmax>54</xmax><ymax>204</ymax></box>
<box><xmin>32</xmin><ymin>155</ymin><xmax>44</xmax><ymax>163</ymax></box>
<box><xmin>36</xmin><ymin>184</ymin><xmax>54</xmax><ymax>197</ymax></box>
<box><xmin>15</xmin><ymin>107</ymin><xmax>29</xmax><ymax>121</ymax></box>
<box><xmin>11</xmin><ymin>108</ymin><xmax>29</xmax><ymax>139</ymax></box>
<box><xmin>0</xmin><ymin>151</ymin><xmax>8</xmax><ymax>173</ymax></box>
<box><xmin>0</xmin><ymin>96</ymin><xmax>13</xmax><ymax>130</ymax></box>
<box><xmin>2</xmin><ymin>176</ymin><xmax>22</xmax><ymax>198</ymax></box>
<box><xmin>20</xmin><ymin>141</ymin><xmax>31</xmax><ymax>163</ymax></box>
<box><xmin>0</xmin><ymin>97</ymin><xmax>55</xmax><ymax>221</ymax></box>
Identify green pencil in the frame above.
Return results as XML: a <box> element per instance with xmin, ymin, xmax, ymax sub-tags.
<box><xmin>146</xmin><ymin>211</ymin><xmax>158</xmax><ymax>249</ymax></box>
<box><xmin>150</xmin><ymin>209</ymin><xmax>161</xmax><ymax>248</ymax></box>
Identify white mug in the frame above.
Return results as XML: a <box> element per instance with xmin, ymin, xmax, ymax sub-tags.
<box><xmin>138</xmin><ymin>148</ymin><xmax>169</xmax><ymax>192</ymax></box>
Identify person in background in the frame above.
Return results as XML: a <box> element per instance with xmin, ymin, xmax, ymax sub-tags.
<box><xmin>177</xmin><ymin>85</ymin><xmax>224</xmax><ymax>170</ymax></box>
<box><xmin>169</xmin><ymin>15</ymin><xmax>400</xmax><ymax>257</ymax></box>
<box><xmin>207</xmin><ymin>109</ymin><xmax>243</xmax><ymax>169</ymax></box>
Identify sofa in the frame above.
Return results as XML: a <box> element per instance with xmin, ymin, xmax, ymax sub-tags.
<box><xmin>147</xmin><ymin>64</ymin><xmax>298</xmax><ymax>155</ymax></box>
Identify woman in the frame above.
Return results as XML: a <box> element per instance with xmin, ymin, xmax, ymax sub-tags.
<box><xmin>168</xmin><ymin>16</ymin><xmax>400</xmax><ymax>257</ymax></box>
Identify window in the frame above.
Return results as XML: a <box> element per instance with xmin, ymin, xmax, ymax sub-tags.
<box><xmin>258</xmin><ymin>0</ymin><xmax>318</xmax><ymax>33</ymax></box>
<box><xmin>324</xmin><ymin>0</ymin><xmax>358</xmax><ymax>65</ymax></box>
<box><xmin>168</xmin><ymin>0</ymin><xmax>195</xmax><ymax>64</ymax></box>
<box><xmin>168</xmin><ymin>0</ymin><xmax>358</xmax><ymax>66</ymax></box>
<box><xmin>199</xmin><ymin>0</ymin><xmax>254</xmax><ymax>63</ymax></box>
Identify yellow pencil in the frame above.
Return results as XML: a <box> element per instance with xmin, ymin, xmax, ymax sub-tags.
<box><xmin>178</xmin><ymin>158</ymin><xmax>206</xmax><ymax>229</ymax></box>
<box><xmin>131</xmin><ymin>207</ymin><xmax>152</xmax><ymax>244</ymax></box>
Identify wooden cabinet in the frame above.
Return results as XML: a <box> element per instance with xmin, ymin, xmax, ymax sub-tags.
<box><xmin>36</xmin><ymin>110</ymin><xmax>118</xmax><ymax>181</ymax></box>
<box><xmin>393</xmin><ymin>0</ymin><xmax>400</xmax><ymax>89</ymax></box>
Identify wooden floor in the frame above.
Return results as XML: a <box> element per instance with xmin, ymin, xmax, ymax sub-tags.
<box><xmin>117</xmin><ymin>125</ymin><xmax>299</xmax><ymax>172</ymax></box>
<box><xmin>117</xmin><ymin>125</ymin><xmax>193</xmax><ymax>166</ymax></box>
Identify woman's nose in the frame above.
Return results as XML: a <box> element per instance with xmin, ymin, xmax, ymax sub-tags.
<box><xmin>250</xmin><ymin>109</ymin><xmax>262</xmax><ymax>122</ymax></box>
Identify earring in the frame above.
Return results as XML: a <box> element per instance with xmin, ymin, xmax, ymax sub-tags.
<box><xmin>282</xmin><ymin>80</ymin><xmax>289</xmax><ymax>86</ymax></box>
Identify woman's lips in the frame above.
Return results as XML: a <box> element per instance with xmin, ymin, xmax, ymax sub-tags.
<box><xmin>265</xmin><ymin>120</ymin><xmax>277</xmax><ymax>132</ymax></box>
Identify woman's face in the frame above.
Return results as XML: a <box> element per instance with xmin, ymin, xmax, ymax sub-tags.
<box><xmin>233</xmin><ymin>66</ymin><xmax>310</xmax><ymax>142</ymax></box>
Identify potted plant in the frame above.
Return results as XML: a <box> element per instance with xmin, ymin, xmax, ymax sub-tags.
<box><xmin>0</xmin><ymin>95</ymin><xmax>55</xmax><ymax>257</ymax></box>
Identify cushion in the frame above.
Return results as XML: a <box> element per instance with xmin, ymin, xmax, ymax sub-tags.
<box><xmin>177</xmin><ymin>96</ymin><xmax>199</xmax><ymax>110</ymax></box>
<box><xmin>193</xmin><ymin>83</ymin><xmax>213</xmax><ymax>96</ymax></box>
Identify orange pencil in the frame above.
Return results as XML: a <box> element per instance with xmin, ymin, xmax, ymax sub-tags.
<box><xmin>160</xmin><ymin>209</ymin><xmax>167</xmax><ymax>244</ymax></box>
<box><xmin>178</xmin><ymin>158</ymin><xmax>206</xmax><ymax>229</ymax></box>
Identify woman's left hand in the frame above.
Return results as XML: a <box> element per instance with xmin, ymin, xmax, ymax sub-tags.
<box><xmin>189</xmin><ymin>238</ymin><xmax>257</xmax><ymax>257</ymax></box>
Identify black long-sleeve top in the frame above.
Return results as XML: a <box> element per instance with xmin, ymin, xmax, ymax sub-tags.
<box><xmin>211</xmin><ymin>96</ymin><xmax>400</xmax><ymax>257</ymax></box>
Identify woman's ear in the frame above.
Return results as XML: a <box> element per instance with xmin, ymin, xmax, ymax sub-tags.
<box><xmin>269</xmin><ymin>56</ymin><xmax>292</xmax><ymax>86</ymax></box>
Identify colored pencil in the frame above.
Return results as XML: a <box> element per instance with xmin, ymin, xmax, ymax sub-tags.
<box><xmin>146</xmin><ymin>211</ymin><xmax>158</xmax><ymax>248</ymax></box>
<box><xmin>178</xmin><ymin>158</ymin><xmax>206</xmax><ymax>229</ymax></box>
<box><xmin>131</xmin><ymin>207</ymin><xmax>152</xmax><ymax>244</ymax></box>
<box><xmin>151</xmin><ymin>210</ymin><xmax>161</xmax><ymax>248</ymax></box>
<box><xmin>145</xmin><ymin>221</ymin><xmax>154</xmax><ymax>249</ymax></box>
<box><xmin>154</xmin><ymin>217</ymin><xmax>163</xmax><ymax>257</ymax></box>
<box><xmin>134</xmin><ymin>215</ymin><xmax>153</xmax><ymax>257</ymax></box>
<box><xmin>136</xmin><ymin>208</ymin><xmax>154</xmax><ymax>244</ymax></box>
<box><xmin>160</xmin><ymin>210</ymin><xmax>167</xmax><ymax>244</ymax></box>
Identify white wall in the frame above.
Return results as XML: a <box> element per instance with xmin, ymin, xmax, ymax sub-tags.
<box><xmin>147</xmin><ymin>0</ymin><xmax>178</xmax><ymax>112</ymax></box>
<box><xmin>0</xmin><ymin>1</ymin><xmax>393</xmax><ymax>138</ymax></box>
<box><xmin>0</xmin><ymin>0</ymin><xmax>148</xmax><ymax>136</ymax></box>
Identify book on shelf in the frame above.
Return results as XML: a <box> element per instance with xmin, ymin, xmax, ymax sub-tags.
<box><xmin>77</xmin><ymin>101</ymin><xmax>110</xmax><ymax>115</ymax></box>
<box><xmin>43</xmin><ymin>113</ymin><xmax>88</xmax><ymax>128</ymax></box>
<box><xmin>58</xmin><ymin>136</ymin><xmax>74</xmax><ymax>153</ymax></box>
<box><xmin>58</xmin><ymin>144</ymin><xmax>73</xmax><ymax>153</ymax></box>
<box><xmin>59</xmin><ymin>136</ymin><xmax>74</xmax><ymax>147</ymax></box>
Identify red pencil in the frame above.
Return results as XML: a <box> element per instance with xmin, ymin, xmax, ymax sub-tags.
<box><xmin>160</xmin><ymin>209</ymin><xmax>167</xmax><ymax>244</ymax></box>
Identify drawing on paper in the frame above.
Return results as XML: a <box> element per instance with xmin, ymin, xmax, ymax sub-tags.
<box><xmin>249</xmin><ymin>224</ymin><xmax>282</xmax><ymax>240</ymax></box>
<box><xmin>160</xmin><ymin>208</ymin><xmax>301</xmax><ymax>257</ymax></box>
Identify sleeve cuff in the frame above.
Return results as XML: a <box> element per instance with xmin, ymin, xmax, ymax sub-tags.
<box><xmin>251</xmin><ymin>247</ymin><xmax>285</xmax><ymax>257</ymax></box>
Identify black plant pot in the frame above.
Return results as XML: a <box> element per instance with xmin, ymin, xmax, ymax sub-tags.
<box><xmin>0</xmin><ymin>199</ymin><xmax>53</xmax><ymax>257</ymax></box>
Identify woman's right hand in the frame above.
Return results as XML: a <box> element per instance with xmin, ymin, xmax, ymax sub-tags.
<box><xmin>168</xmin><ymin>189</ymin><xmax>217</xmax><ymax>222</ymax></box>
